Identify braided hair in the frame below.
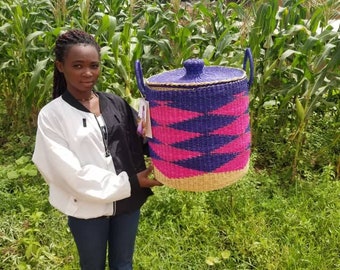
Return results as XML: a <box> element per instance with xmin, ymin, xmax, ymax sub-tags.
<box><xmin>53</xmin><ymin>29</ymin><xmax>101</xmax><ymax>99</ymax></box>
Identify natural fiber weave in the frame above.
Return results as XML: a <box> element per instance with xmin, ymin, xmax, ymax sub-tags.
<box><xmin>146</xmin><ymin>67</ymin><xmax>246</xmax><ymax>89</ymax></box>
<box><xmin>145</xmin><ymin>80</ymin><xmax>251</xmax><ymax>191</ymax></box>
<box><xmin>154</xmin><ymin>162</ymin><xmax>249</xmax><ymax>192</ymax></box>
<box><xmin>135</xmin><ymin>51</ymin><xmax>254</xmax><ymax>192</ymax></box>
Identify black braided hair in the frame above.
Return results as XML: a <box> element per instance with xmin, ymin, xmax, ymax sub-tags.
<box><xmin>53</xmin><ymin>29</ymin><xmax>101</xmax><ymax>99</ymax></box>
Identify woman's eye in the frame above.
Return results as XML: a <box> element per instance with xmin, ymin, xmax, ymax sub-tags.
<box><xmin>91</xmin><ymin>64</ymin><xmax>100</xmax><ymax>69</ymax></box>
<box><xmin>73</xmin><ymin>64</ymin><xmax>82</xmax><ymax>69</ymax></box>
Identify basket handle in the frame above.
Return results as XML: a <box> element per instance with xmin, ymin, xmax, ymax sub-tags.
<box><xmin>242</xmin><ymin>48</ymin><xmax>254</xmax><ymax>88</ymax></box>
<box><xmin>134</xmin><ymin>60</ymin><xmax>146</xmax><ymax>97</ymax></box>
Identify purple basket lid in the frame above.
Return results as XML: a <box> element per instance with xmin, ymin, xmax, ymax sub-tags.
<box><xmin>146</xmin><ymin>59</ymin><xmax>246</xmax><ymax>87</ymax></box>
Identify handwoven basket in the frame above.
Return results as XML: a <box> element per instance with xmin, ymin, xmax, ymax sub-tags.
<box><xmin>135</xmin><ymin>48</ymin><xmax>254</xmax><ymax>191</ymax></box>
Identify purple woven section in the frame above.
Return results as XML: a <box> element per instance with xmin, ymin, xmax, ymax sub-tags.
<box><xmin>147</xmin><ymin>65</ymin><xmax>246</xmax><ymax>85</ymax></box>
<box><xmin>145</xmin><ymin>78</ymin><xmax>250</xmax><ymax>178</ymax></box>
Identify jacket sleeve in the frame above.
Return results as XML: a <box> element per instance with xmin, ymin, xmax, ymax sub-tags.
<box><xmin>32</xmin><ymin>110</ymin><xmax>132</xmax><ymax>203</ymax></box>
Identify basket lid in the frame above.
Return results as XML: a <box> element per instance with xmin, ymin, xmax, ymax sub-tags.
<box><xmin>146</xmin><ymin>59</ymin><xmax>246</xmax><ymax>87</ymax></box>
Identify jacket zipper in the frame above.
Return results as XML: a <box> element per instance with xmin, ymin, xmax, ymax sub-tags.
<box><xmin>113</xmin><ymin>201</ymin><xmax>116</xmax><ymax>216</ymax></box>
<box><xmin>94</xmin><ymin>114</ymin><xmax>110</xmax><ymax>157</ymax></box>
<box><xmin>94</xmin><ymin>114</ymin><xmax>117</xmax><ymax>216</ymax></box>
<box><xmin>93</xmin><ymin>116</ymin><xmax>117</xmax><ymax>216</ymax></box>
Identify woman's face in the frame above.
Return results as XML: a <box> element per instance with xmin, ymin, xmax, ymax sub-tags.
<box><xmin>56</xmin><ymin>44</ymin><xmax>100</xmax><ymax>95</ymax></box>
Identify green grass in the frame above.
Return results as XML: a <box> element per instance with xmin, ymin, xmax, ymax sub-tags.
<box><xmin>0</xmin><ymin>0</ymin><xmax>339</xmax><ymax>268</ymax></box>
<box><xmin>135</xmin><ymin>167</ymin><xmax>340</xmax><ymax>270</ymax></box>
<box><xmin>1</xmin><ymin>157</ymin><xmax>339</xmax><ymax>269</ymax></box>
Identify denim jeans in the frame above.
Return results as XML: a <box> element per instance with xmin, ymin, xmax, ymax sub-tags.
<box><xmin>68</xmin><ymin>210</ymin><xmax>141</xmax><ymax>270</ymax></box>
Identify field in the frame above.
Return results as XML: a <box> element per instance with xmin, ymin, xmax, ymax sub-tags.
<box><xmin>0</xmin><ymin>0</ymin><xmax>339</xmax><ymax>269</ymax></box>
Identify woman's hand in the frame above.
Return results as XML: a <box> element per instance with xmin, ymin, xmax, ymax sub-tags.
<box><xmin>137</xmin><ymin>165</ymin><xmax>163</xmax><ymax>188</ymax></box>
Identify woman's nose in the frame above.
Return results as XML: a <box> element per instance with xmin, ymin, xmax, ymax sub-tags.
<box><xmin>82</xmin><ymin>68</ymin><xmax>93</xmax><ymax>77</ymax></box>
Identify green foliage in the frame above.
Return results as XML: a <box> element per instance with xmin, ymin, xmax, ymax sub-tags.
<box><xmin>2</xmin><ymin>154</ymin><xmax>339</xmax><ymax>269</ymax></box>
<box><xmin>0</xmin><ymin>0</ymin><xmax>54</xmax><ymax>132</ymax></box>
<box><xmin>134</xmin><ymin>164</ymin><xmax>340</xmax><ymax>269</ymax></box>
<box><xmin>248</xmin><ymin>0</ymin><xmax>339</xmax><ymax>179</ymax></box>
<box><xmin>0</xmin><ymin>0</ymin><xmax>252</xmax><ymax>130</ymax></box>
<box><xmin>0</xmin><ymin>0</ymin><xmax>339</xmax><ymax>268</ymax></box>
<box><xmin>0</xmin><ymin>205</ymin><xmax>78</xmax><ymax>269</ymax></box>
<box><xmin>0</xmin><ymin>0</ymin><xmax>338</xmax><ymax>177</ymax></box>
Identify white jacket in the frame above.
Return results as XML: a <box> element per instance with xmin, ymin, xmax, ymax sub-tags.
<box><xmin>32</xmin><ymin>95</ymin><xmax>132</xmax><ymax>219</ymax></box>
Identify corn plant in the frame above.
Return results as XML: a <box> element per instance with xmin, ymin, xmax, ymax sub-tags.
<box><xmin>0</xmin><ymin>0</ymin><xmax>146</xmax><ymax>128</ymax></box>
<box><xmin>248</xmin><ymin>0</ymin><xmax>340</xmax><ymax>179</ymax></box>
<box><xmin>0</xmin><ymin>0</ymin><xmax>338</xmax><ymax>178</ymax></box>
<box><xmin>0</xmin><ymin>0</ymin><xmax>53</xmax><ymax>132</ymax></box>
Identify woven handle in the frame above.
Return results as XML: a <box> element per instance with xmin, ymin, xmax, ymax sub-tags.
<box><xmin>242</xmin><ymin>48</ymin><xmax>254</xmax><ymax>88</ymax></box>
<box><xmin>134</xmin><ymin>60</ymin><xmax>146</xmax><ymax>97</ymax></box>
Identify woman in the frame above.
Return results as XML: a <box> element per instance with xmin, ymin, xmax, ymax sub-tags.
<box><xmin>32</xmin><ymin>29</ymin><xmax>162</xmax><ymax>270</ymax></box>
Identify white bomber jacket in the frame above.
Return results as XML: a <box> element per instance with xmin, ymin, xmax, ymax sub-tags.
<box><xmin>32</xmin><ymin>90</ymin><xmax>152</xmax><ymax>219</ymax></box>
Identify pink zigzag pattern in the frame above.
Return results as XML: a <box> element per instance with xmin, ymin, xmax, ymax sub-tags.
<box><xmin>151</xmin><ymin>103</ymin><xmax>203</xmax><ymax>126</ymax></box>
<box><xmin>209</xmin><ymin>95</ymin><xmax>249</xmax><ymax>116</ymax></box>
<box><xmin>212</xmin><ymin>132</ymin><xmax>251</xmax><ymax>154</ymax></box>
<box><xmin>153</xmin><ymin>159</ymin><xmax>204</xmax><ymax>178</ymax></box>
<box><xmin>149</xmin><ymin>96</ymin><xmax>251</xmax><ymax>178</ymax></box>
<box><xmin>214</xmin><ymin>149</ymin><xmax>250</xmax><ymax>172</ymax></box>
<box><xmin>151</xmin><ymin>126</ymin><xmax>201</xmax><ymax>145</ymax></box>
<box><xmin>150</xmin><ymin>143</ymin><xmax>202</xmax><ymax>162</ymax></box>
<box><xmin>210</xmin><ymin>114</ymin><xmax>249</xmax><ymax>136</ymax></box>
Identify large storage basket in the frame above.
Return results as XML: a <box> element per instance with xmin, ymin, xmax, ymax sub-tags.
<box><xmin>135</xmin><ymin>48</ymin><xmax>254</xmax><ymax>191</ymax></box>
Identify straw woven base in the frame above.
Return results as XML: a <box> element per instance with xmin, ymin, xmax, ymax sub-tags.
<box><xmin>154</xmin><ymin>162</ymin><xmax>249</xmax><ymax>192</ymax></box>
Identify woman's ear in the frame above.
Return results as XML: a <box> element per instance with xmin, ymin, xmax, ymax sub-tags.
<box><xmin>55</xmin><ymin>61</ymin><xmax>64</xmax><ymax>73</ymax></box>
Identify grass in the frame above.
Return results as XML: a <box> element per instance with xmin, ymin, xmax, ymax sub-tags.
<box><xmin>1</xmin><ymin>155</ymin><xmax>339</xmax><ymax>269</ymax></box>
<box><xmin>0</xmin><ymin>0</ymin><xmax>339</xmax><ymax>268</ymax></box>
<box><xmin>135</xmin><ymin>167</ymin><xmax>340</xmax><ymax>269</ymax></box>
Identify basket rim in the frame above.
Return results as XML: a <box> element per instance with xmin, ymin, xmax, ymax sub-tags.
<box><xmin>146</xmin><ymin>66</ymin><xmax>247</xmax><ymax>88</ymax></box>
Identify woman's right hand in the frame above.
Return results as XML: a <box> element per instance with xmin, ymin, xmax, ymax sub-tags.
<box><xmin>137</xmin><ymin>165</ymin><xmax>163</xmax><ymax>188</ymax></box>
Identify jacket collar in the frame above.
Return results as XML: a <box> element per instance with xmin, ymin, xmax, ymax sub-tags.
<box><xmin>62</xmin><ymin>90</ymin><xmax>110</xmax><ymax>112</ymax></box>
<box><xmin>62</xmin><ymin>90</ymin><xmax>89</xmax><ymax>112</ymax></box>
<box><xmin>61</xmin><ymin>90</ymin><xmax>114</xmax><ymax>120</ymax></box>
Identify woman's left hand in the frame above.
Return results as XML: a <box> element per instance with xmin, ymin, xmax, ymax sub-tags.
<box><xmin>137</xmin><ymin>165</ymin><xmax>163</xmax><ymax>188</ymax></box>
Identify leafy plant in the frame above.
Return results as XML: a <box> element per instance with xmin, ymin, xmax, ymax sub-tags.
<box><xmin>0</xmin><ymin>1</ymin><xmax>339</xmax><ymax>267</ymax></box>
<box><xmin>0</xmin><ymin>0</ymin><xmax>54</xmax><ymax>132</ymax></box>
<box><xmin>248</xmin><ymin>0</ymin><xmax>340</xmax><ymax>179</ymax></box>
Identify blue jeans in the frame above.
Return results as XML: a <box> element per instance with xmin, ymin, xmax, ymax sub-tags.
<box><xmin>68</xmin><ymin>210</ymin><xmax>141</xmax><ymax>270</ymax></box>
